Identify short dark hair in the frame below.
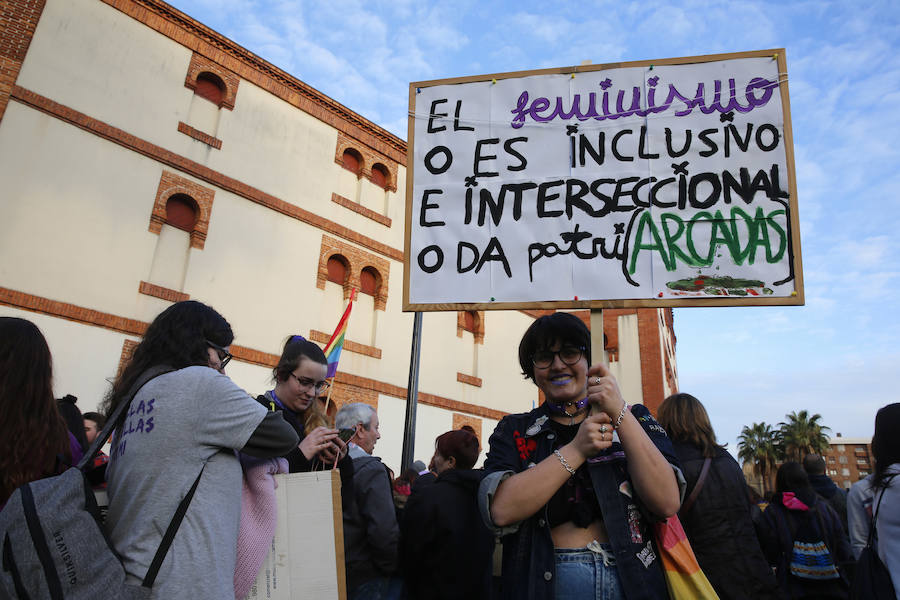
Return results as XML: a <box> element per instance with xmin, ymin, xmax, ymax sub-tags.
<box><xmin>273</xmin><ymin>335</ymin><xmax>327</xmax><ymax>383</ymax></box>
<box><xmin>802</xmin><ymin>453</ymin><xmax>826</xmax><ymax>475</ymax></box>
<box><xmin>83</xmin><ymin>412</ymin><xmax>107</xmax><ymax>429</ymax></box>
<box><xmin>435</xmin><ymin>428</ymin><xmax>480</xmax><ymax>470</ymax></box>
<box><xmin>518</xmin><ymin>313</ymin><xmax>590</xmax><ymax>381</ymax></box>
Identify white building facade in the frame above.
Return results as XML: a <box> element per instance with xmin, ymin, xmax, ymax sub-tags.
<box><xmin>0</xmin><ymin>0</ymin><xmax>678</xmax><ymax>472</ymax></box>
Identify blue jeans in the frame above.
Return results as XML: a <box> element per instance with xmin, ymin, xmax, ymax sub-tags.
<box><xmin>350</xmin><ymin>576</ymin><xmax>405</xmax><ymax>600</ymax></box>
<box><xmin>554</xmin><ymin>542</ymin><xmax>624</xmax><ymax>600</ymax></box>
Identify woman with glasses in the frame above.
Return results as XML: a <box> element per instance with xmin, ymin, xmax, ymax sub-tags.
<box><xmin>102</xmin><ymin>301</ymin><xmax>299</xmax><ymax>599</ymax></box>
<box><xmin>480</xmin><ymin>312</ymin><xmax>683</xmax><ymax>600</ymax></box>
<box><xmin>256</xmin><ymin>335</ymin><xmax>350</xmax><ymax>473</ymax></box>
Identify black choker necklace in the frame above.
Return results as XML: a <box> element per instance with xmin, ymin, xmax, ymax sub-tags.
<box><xmin>548</xmin><ymin>397</ymin><xmax>589</xmax><ymax>418</ymax></box>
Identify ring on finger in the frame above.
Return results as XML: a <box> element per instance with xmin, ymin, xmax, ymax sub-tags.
<box><xmin>594</xmin><ymin>377</ymin><xmax>602</xmax><ymax>385</ymax></box>
<box><xmin>599</xmin><ymin>424</ymin><xmax>608</xmax><ymax>433</ymax></box>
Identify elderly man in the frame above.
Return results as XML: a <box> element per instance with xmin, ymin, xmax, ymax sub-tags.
<box><xmin>335</xmin><ymin>402</ymin><xmax>402</xmax><ymax>599</ymax></box>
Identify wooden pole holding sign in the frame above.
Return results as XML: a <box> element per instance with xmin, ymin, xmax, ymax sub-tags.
<box><xmin>590</xmin><ymin>309</ymin><xmax>607</xmax><ymax>368</ymax></box>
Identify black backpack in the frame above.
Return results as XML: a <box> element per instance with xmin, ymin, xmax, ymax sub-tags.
<box><xmin>0</xmin><ymin>367</ymin><xmax>203</xmax><ymax>599</ymax></box>
<box><xmin>783</xmin><ymin>503</ymin><xmax>842</xmax><ymax>581</ymax></box>
<box><xmin>851</xmin><ymin>475</ymin><xmax>897</xmax><ymax>600</ymax></box>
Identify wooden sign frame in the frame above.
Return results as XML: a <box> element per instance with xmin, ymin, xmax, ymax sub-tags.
<box><xmin>404</xmin><ymin>49</ymin><xmax>803</xmax><ymax>312</ymax></box>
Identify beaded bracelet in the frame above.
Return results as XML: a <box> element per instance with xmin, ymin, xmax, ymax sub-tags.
<box><xmin>553</xmin><ymin>449</ymin><xmax>576</xmax><ymax>476</ymax></box>
<box><xmin>613</xmin><ymin>400</ymin><xmax>628</xmax><ymax>429</ymax></box>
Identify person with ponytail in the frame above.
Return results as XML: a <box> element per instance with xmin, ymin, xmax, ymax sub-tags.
<box><xmin>256</xmin><ymin>334</ymin><xmax>351</xmax><ymax>473</ymax></box>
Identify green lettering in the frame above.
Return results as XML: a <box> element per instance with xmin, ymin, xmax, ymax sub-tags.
<box><xmin>660</xmin><ymin>213</ymin><xmax>697</xmax><ymax>267</ymax></box>
<box><xmin>629</xmin><ymin>211</ymin><xmax>672</xmax><ymax>273</ymax></box>
<box><xmin>686</xmin><ymin>211</ymin><xmax>715</xmax><ymax>265</ymax></box>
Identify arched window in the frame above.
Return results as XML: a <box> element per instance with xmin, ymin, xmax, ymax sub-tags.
<box><xmin>370</xmin><ymin>163</ymin><xmax>389</xmax><ymax>189</ymax></box>
<box><xmin>360</xmin><ymin>267</ymin><xmax>379</xmax><ymax>296</ymax></box>
<box><xmin>326</xmin><ymin>255</ymin><xmax>349</xmax><ymax>285</ymax></box>
<box><xmin>193</xmin><ymin>72</ymin><xmax>226</xmax><ymax>106</ymax></box>
<box><xmin>342</xmin><ymin>149</ymin><xmax>362</xmax><ymax>175</ymax></box>
<box><xmin>165</xmin><ymin>194</ymin><xmax>199</xmax><ymax>232</ymax></box>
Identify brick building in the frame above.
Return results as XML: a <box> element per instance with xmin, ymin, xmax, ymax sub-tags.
<box><xmin>0</xmin><ymin>0</ymin><xmax>678</xmax><ymax>471</ymax></box>
<box><xmin>823</xmin><ymin>434</ymin><xmax>873</xmax><ymax>490</ymax></box>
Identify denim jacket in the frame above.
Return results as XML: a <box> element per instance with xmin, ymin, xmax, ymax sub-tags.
<box><xmin>479</xmin><ymin>403</ymin><xmax>685</xmax><ymax>600</ymax></box>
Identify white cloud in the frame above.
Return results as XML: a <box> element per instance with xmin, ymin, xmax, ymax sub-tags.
<box><xmin>836</xmin><ymin>236</ymin><xmax>893</xmax><ymax>269</ymax></box>
<box><xmin>509</xmin><ymin>13</ymin><xmax>573</xmax><ymax>44</ymax></box>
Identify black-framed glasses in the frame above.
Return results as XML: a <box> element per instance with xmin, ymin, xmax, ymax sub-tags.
<box><xmin>290</xmin><ymin>372</ymin><xmax>331</xmax><ymax>394</ymax></box>
<box><xmin>531</xmin><ymin>346</ymin><xmax>585</xmax><ymax>369</ymax></box>
<box><xmin>206</xmin><ymin>340</ymin><xmax>233</xmax><ymax>369</ymax></box>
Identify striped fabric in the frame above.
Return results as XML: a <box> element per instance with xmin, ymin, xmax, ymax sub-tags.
<box><xmin>323</xmin><ymin>289</ymin><xmax>355</xmax><ymax>378</ymax></box>
<box><xmin>654</xmin><ymin>515</ymin><xmax>720</xmax><ymax>599</ymax></box>
<box><xmin>790</xmin><ymin>541</ymin><xmax>841</xmax><ymax>579</ymax></box>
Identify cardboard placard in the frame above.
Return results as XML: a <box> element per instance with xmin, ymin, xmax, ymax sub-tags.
<box><xmin>246</xmin><ymin>470</ymin><xmax>346</xmax><ymax>600</ymax></box>
<box><xmin>405</xmin><ymin>49</ymin><xmax>803</xmax><ymax>310</ymax></box>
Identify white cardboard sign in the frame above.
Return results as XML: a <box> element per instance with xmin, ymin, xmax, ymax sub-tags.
<box><xmin>245</xmin><ymin>470</ymin><xmax>345</xmax><ymax>600</ymax></box>
<box><xmin>405</xmin><ymin>50</ymin><xmax>803</xmax><ymax>310</ymax></box>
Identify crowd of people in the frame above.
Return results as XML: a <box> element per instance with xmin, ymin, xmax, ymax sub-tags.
<box><xmin>1</xmin><ymin>305</ymin><xmax>898</xmax><ymax>600</ymax></box>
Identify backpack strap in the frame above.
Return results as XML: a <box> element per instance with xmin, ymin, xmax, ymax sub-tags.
<box><xmin>76</xmin><ymin>366</ymin><xmax>174</xmax><ymax>471</ymax></box>
<box><xmin>141</xmin><ymin>463</ymin><xmax>206</xmax><ymax>588</ymax></box>
<box><xmin>867</xmin><ymin>473</ymin><xmax>897</xmax><ymax>547</ymax></box>
<box><xmin>810</xmin><ymin>503</ymin><xmax>832</xmax><ymax>554</ymax></box>
<box><xmin>681</xmin><ymin>457</ymin><xmax>711</xmax><ymax>513</ymax></box>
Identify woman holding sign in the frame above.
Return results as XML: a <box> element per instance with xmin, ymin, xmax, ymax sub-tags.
<box><xmin>480</xmin><ymin>312</ymin><xmax>683</xmax><ymax>599</ymax></box>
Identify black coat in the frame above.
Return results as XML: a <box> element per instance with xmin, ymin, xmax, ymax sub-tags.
<box><xmin>672</xmin><ymin>441</ymin><xmax>783</xmax><ymax>600</ymax></box>
<box><xmin>400</xmin><ymin>469</ymin><xmax>493</xmax><ymax>600</ymax></box>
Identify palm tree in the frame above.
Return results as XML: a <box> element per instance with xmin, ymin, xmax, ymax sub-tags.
<box><xmin>738</xmin><ymin>422</ymin><xmax>782</xmax><ymax>495</ymax></box>
<box><xmin>778</xmin><ymin>410</ymin><xmax>831</xmax><ymax>462</ymax></box>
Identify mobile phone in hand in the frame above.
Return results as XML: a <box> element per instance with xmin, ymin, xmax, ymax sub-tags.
<box><xmin>338</xmin><ymin>428</ymin><xmax>356</xmax><ymax>443</ymax></box>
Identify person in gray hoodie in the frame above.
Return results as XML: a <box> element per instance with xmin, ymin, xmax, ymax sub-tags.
<box><xmin>336</xmin><ymin>402</ymin><xmax>402</xmax><ymax>599</ymax></box>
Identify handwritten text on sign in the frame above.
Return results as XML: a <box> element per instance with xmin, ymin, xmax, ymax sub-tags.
<box><xmin>408</xmin><ymin>55</ymin><xmax>798</xmax><ymax>306</ymax></box>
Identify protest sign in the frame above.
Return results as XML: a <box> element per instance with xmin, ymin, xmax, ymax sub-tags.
<box><xmin>404</xmin><ymin>49</ymin><xmax>803</xmax><ymax>310</ymax></box>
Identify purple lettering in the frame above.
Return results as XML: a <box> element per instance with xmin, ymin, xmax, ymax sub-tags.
<box><xmin>508</xmin><ymin>76</ymin><xmax>778</xmax><ymax>128</ymax></box>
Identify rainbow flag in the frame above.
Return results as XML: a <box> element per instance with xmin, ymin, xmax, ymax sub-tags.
<box><xmin>323</xmin><ymin>289</ymin><xmax>355</xmax><ymax>378</ymax></box>
<box><xmin>654</xmin><ymin>516</ymin><xmax>719</xmax><ymax>599</ymax></box>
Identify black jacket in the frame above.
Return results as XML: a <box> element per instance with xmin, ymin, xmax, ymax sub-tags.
<box><xmin>808</xmin><ymin>473</ymin><xmax>848</xmax><ymax>532</ymax></box>
<box><xmin>343</xmin><ymin>446</ymin><xmax>400</xmax><ymax>592</ymax></box>
<box><xmin>255</xmin><ymin>392</ymin><xmax>354</xmax><ymax>503</ymax></box>
<box><xmin>757</xmin><ymin>493</ymin><xmax>851</xmax><ymax>599</ymax></box>
<box><xmin>672</xmin><ymin>441</ymin><xmax>783</xmax><ymax>600</ymax></box>
<box><xmin>401</xmin><ymin>469</ymin><xmax>493</xmax><ymax>599</ymax></box>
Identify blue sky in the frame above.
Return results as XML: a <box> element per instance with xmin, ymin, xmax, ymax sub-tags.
<box><xmin>168</xmin><ymin>0</ymin><xmax>900</xmax><ymax>451</ymax></box>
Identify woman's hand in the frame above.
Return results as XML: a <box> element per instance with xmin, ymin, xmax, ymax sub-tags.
<box><xmin>586</xmin><ymin>363</ymin><xmax>626</xmax><ymax>419</ymax></box>
<box><xmin>299</xmin><ymin>426</ymin><xmax>339</xmax><ymax>461</ymax></box>
<box><xmin>569</xmin><ymin>412</ymin><xmax>615</xmax><ymax>459</ymax></box>
<box><xmin>587</xmin><ymin>363</ymin><xmax>681</xmax><ymax>517</ymax></box>
<box><xmin>320</xmin><ymin>435</ymin><xmax>348</xmax><ymax>464</ymax></box>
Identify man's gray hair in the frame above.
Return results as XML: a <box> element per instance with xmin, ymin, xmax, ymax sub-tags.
<box><xmin>336</xmin><ymin>402</ymin><xmax>376</xmax><ymax>430</ymax></box>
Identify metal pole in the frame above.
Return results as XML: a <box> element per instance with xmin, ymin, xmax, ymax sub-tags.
<box><xmin>401</xmin><ymin>311</ymin><xmax>423</xmax><ymax>470</ymax></box>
